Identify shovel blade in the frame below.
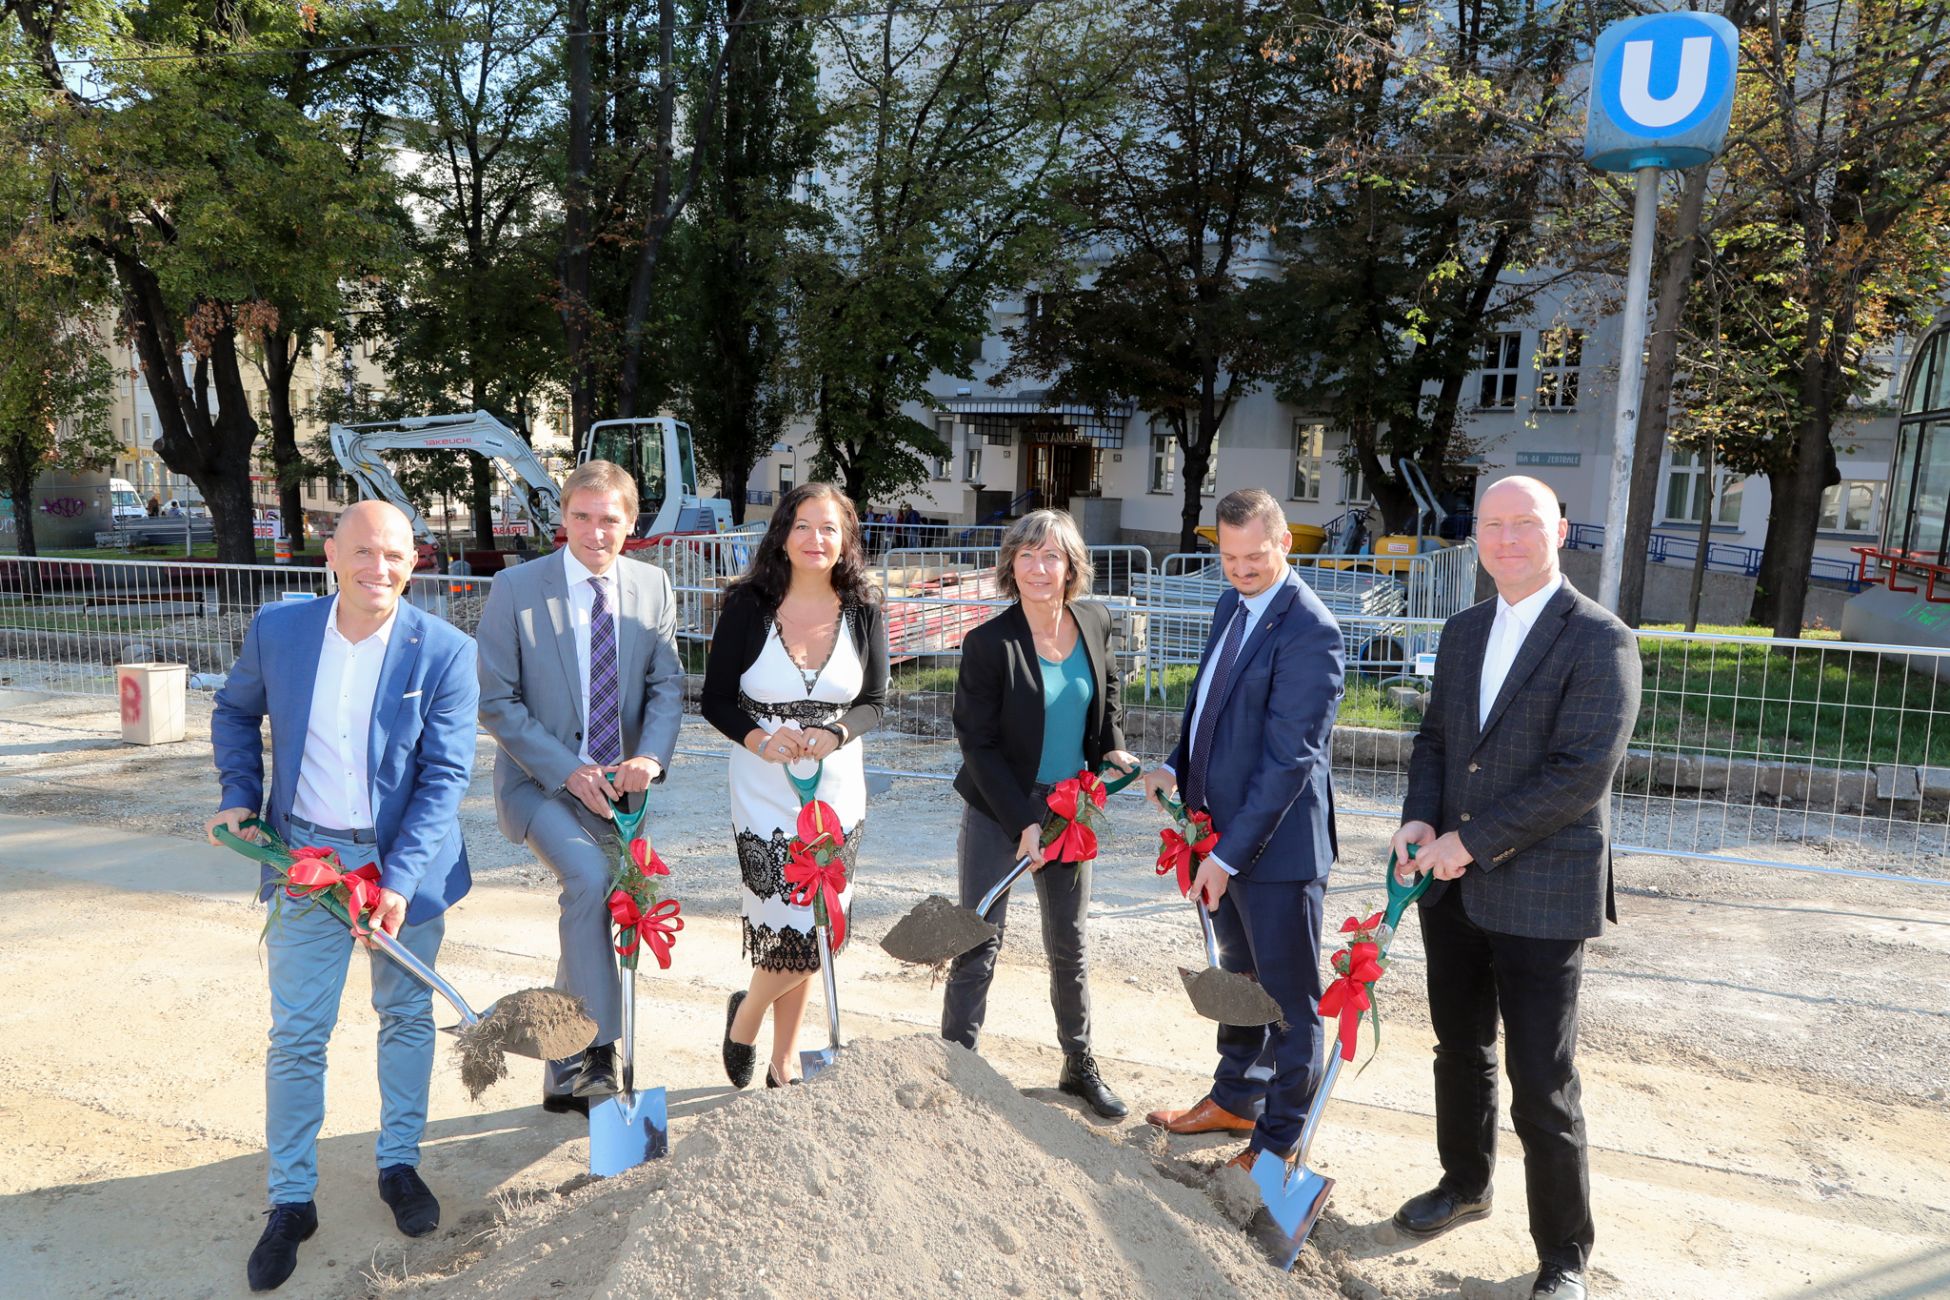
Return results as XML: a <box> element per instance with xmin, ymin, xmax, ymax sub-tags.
<box><xmin>588</xmin><ymin>1086</ymin><xmax>668</xmax><ymax>1178</ymax></box>
<box><xmin>799</xmin><ymin>1046</ymin><xmax>837</xmax><ymax>1082</ymax></box>
<box><xmin>1247</xmin><ymin>1150</ymin><xmax>1333</xmax><ymax>1270</ymax></box>
<box><xmin>878</xmin><ymin>894</ymin><xmax>999</xmax><ymax>966</ymax></box>
<box><xmin>1178</xmin><ymin>966</ymin><xmax>1284</xmax><ymax>1026</ymax></box>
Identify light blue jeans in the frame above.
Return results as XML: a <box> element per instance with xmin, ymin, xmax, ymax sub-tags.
<box><xmin>263</xmin><ymin>829</ymin><xmax>444</xmax><ymax>1206</ymax></box>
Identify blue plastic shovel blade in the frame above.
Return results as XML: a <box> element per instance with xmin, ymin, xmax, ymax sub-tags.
<box><xmin>588</xmin><ymin>1085</ymin><xmax>668</xmax><ymax>1178</ymax></box>
<box><xmin>1248</xmin><ymin>1149</ymin><xmax>1333</xmax><ymax>1271</ymax></box>
<box><xmin>799</xmin><ymin>1045</ymin><xmax>836</xmax><ymax>1082</ymax></box>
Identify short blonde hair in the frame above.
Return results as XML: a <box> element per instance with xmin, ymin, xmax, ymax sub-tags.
<box><xmin>997</xmin><ymin>508</ymin><xmax>1094</xmax><ymax>603</ymax></box>
<box><xmin>1216</xmin><ymin>488</ymin><xmax>1287</xmax><ymax>545</ymax></box>
<box><xmin>562</xmin><ymin>459</ymin><xmax>639</xmax><ymax>522</ymax></box>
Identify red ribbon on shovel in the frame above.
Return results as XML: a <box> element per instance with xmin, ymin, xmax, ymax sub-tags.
<box><xmin>629</xmin><ymin>837</ymin><xmax>670</xmax><ymax>877</ymax></box>
<box><xmin>607</xmin><ymin>891</ymin><xmax>684</xmax><ymax>969</ymax></box>
<box><xmin>1317</xmin><ymin>916</ymin><xmax>1386</xmax><ymax>1061</ymax></box>
<box><xmin>785</xmin><ymin>848</ymin><xmax>849</xmax><ymax>952</ymax></box>
<box><xmin>1155</xmin><ymin>809</ymin><xmax>1219</xmax><ymax>896</ymax></box>
<box><xmin>1043</xmin><ymin>772</ymin><xmax>1108</xmax><ymax>864</ymax></box>
<box><xmin>284</xmin><ymin>845</ymin><xmax>384</xmax><ymax>936</ymax></box>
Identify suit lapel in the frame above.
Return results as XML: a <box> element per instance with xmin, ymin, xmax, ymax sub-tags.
<box><xmin>1076</xmin><ymin>603</ymin><xmax>1106</xmax><ymax>742</ymax></box>
<box><xmin>614</xmin><ymin>558</ymin><xmax>640</xmax><ymax>691</ymax></box>
<box><xmin>1210</xmin><ymin>575</ymin><xmax>1298</xmax><ymax>718</ymax></box>
<box><xmin>543</xmin><ymin>552</ymin><xmax>584</xmax><ymax>730</ymax></box>
<box><xmin>1476</xmin><ymin>583</ymin><xmax>1576</xmax><ymax>746</ymax></box>
<box><xmin>276</xmin><ymin>597</ymin><xmax>332</xmax><ymax>795</ymax></box>
<box><xmin>1451</xmin><ymin>601</ymin><xmax>1493</xmax><ymax>751</ymax></box>
<box><xmin>1004</xmin><ymin>603</ymin><xmax>1047</xmax><ymax>757</ymax></box>
<box><xmin>368</xmin><ymin>601</ymin><xmax>426</xmax><ymax>784</ymax></box>
<box><xmin>1182</xmin><ymin>589</ymin><xmax>1240</xmax><ymax>735</ymax></box>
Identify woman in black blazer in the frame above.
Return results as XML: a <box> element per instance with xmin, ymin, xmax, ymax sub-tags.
<box><xmin>944</xmin><ymin>508</ymin><xmax>1138</xmax><ymax>1118</ymax></box>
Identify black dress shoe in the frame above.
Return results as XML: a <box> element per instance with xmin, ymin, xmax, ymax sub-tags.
<box><xmin>1532</xmin><ymin>1264</ymin><xmax>1587</xmax><ymax>1299</ymax></box>
<box><xmin>1058</xmin><ymin>1052</ymin><xmax>1129</xmax><ymax>1119</ymax></box>
<box><xmin>377</xmin><ymin>1164</ymin><xmax>440</xmax><ymax>1238</ymax></box>
<box><xmin>765</xmin><ymin>1062</ymin><xmax>800</xmax><ymax>1088</ymax></box>
<box><xmin>541</xmin><ymin>1091</ymin><xmax>589</xmax><ymax>1116</ymax></box>
<box><xmin>247</xmin><ymin>1200</ymin><xmax>317</xmax><ymax>1292</ymax></box>
<box><xmin>569</xmin><ymin>1042</ymin><xmax>619</xmax><ymax>1099</ymax></box>
<box><xmin>723</xmin><ymin>991</ymin><xmax>755</xmax><ymax>1089</ymax></box>
<box><xmin>1393</xmin><ymin>1185</ymin><xmax>1493</xmax><ymax>1236</ymax></box>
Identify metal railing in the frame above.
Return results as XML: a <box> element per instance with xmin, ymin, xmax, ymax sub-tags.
<box><xmin>8</xmin><ymin>552</ymin><xmax>1949</xmax><ymax>885</ymax></box>
<box><xmin>1565</xmin><ymin>522</ymin><xmax>1867</xmax><ymax>592</ymax></box>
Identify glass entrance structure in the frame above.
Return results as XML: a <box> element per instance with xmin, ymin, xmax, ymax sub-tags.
<box><xmin>1884</xmin><ymin>322</ymin><xmax>1950</xmax><ymax>562</ymax></box>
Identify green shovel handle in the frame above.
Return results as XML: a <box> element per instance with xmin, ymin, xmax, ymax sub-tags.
<box><xmin>1383</xmin><ymin>844</ymin><xmax>1430</xmax><ymax>931</ymax></box>
<box><xmin>611</xmin><ymin>794</ymin><xmax>651</xmax><ymax>841</ymax></box>
<box><xmin>213</xmin><ymin>817</ymin><xmax>292</xmax><ymax>868</ymax></box>
<box><xmin>784</xmin><ymin>759</ymin><xmax>825</xmax><ymax>806</ymax></box>
<box><xmin>1099</xmin><ymin>762</ymin><xmax>1141</xmax><ymax>796</ymax></box>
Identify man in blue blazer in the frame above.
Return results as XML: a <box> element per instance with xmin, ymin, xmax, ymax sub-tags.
<box><xmin>207</xmin><ymin>501</ymin><xmax>478</xmax><ymax>1293</ymax></box>
<box><xmin>1142</xmin><ymin>489</ymin><xmax>1346</xmax><ymax>1167</ymax></box>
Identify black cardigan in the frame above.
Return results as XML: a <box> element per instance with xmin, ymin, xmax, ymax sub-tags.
<box><xmin>701</xmin><ymin>582</ymin><xmax>889</xmax><ymax>746</ymax></box>
<box><xmin>952</xmin><ymin>599</ymin><xmax>1127</xmax><ymax>835</ymax></box>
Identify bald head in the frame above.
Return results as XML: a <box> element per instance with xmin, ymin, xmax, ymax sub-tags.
<box><xmin>1475</xmin><ymin>475</ymin><xmax>1567</xmax><ymax>603</ymax></box>
<box><xmin>325</xmin><ymin>499</ymin><xmax>417</xmax><ymax>636</ymax></box>
<box><xmin>336</xmin><ymin>499</ymin><xmax>415</xmax><ymax>549</ymax></box>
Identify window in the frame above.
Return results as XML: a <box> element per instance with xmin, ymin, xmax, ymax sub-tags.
<box><xmin>1535</xmin><ymin>328</ymin><xmax>1584</xmax><ymax>409</ymax></box>
<box><xmin>1662</xmin><ymin>447</ymin><xmax>1744</xmax><ymax>525</ymax></box>
<box><xmin>963</xmin><ymin>446</ymin><xmax>983</xmax><ymax>483</ymax></box>
<box><xmin>971</xmin><ymin>415</ymin><xmax>1013</xmax><ymax>446</ymax></box>
<box><xmin>141</xmin><ymin>414</ymin><xmax>153</xmax><ymax>444</ymax></box>
<box><xmin>1292</xmin><ymin>421</ymin><xmax>1326</xmax><ymax>502</ymax></box>
<box><xmin>779</xmin><ymin>460</ymin><xmax>796</xmax><ymax>493</ymax></box>
<box><xmin>931</xmin><ymin>415</ymin><xmax>954</xmax><ymax>480</ymax></box>
<box><xmin>1201</xmin><ymin>438</ymin><xmax>1219</xmax><ymax>496</ymax></box>
<box><xmin>1819</xmin><ymin>481</ymin><xmax>1881</xmax><ymax>533</ymax></box>
<box><xmin>121</xmin><ymin>417</ymin><xmax>131</xmax><ymax>445</ymax></box>
<box><xmin>117</xmin><ymin>371</ymin><xmax>130</xmax><ymax>398</ymax></box>
<box><xmin>1477</xmin><ymin>333</ymin><xmax>1522</xmax><ymax>408</ymax></box>
<box><xmin>1341</xmin><ymin>454</ymin><xmax>1369</xmax><ymax>505</ymax></box>
<box><xmin>1148</xmin><ymin>430</ymin><xmax>1175</xmax><ymax>494</ymax></box>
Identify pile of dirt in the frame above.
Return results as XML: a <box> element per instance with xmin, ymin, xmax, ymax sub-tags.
<box><xmin>393</xmin><ymin>1035</ymin><xmax>1353</xmax><ymax>1299</ymax></box>
<box><xmin>454</xmin><ymin>989</ymin><xmax>595</xmax><ymax>1101</ymax></box>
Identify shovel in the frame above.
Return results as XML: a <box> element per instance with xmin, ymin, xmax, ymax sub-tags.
<box><xmin>1160</xmin><ymin>794</ymin><xmax>1283</xmax><ymax>1027</ymax></box>
<box><xmin>879</xmin><ymin>764</ymin><xmax>1142</xmax><ymax>967</ymax></box>
<box><xmin>778</xmin><ymin>760</ymin><xmax>851</xmax><ymax>1083</ymax></box>
<box><xmin>1249</xmin><ymin>850</ymin><xmax>1429</xmax><ymax>1270</ymax></box>
<box><xmin>214</xmin><ymin>822</ymin><xmax>596</xmax><ymax>1080</ymax></box>
<box><xmin>589</xmin><ymin>795</ymin><xmax>670</xmax><ymax>1177</ymax></box>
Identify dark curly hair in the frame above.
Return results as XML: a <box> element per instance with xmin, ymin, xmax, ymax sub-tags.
<box><xmin>731</xmin><ymin>482</ymin><xmax>879</xmax><ymax>612</ymax></box>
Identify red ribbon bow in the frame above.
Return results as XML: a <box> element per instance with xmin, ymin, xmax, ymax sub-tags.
<box><xmin>607</xmin><ymin>890</ymin><xmax>684</xmax><ymax>968</ymax></box>
<box><xmin>784</xmin><ymin>847</ymin><xmax>849</xmax><ymax>951</ymax></box>
<box><xmin>1317</xmin><ymin>939</ymin><xmax>1384</xmax><ymax>1060</ymax></box>
<box><xmin>285</xmin><ymin>845</ymin><xmax>384</xmax><ymax>936</ymax></box>
<box><xmin>794</xmin><ymin>799</ymin><xmax>846</xmax><ymax>853</ymax></box>
<box><xmin>1342</xmin><ymin>910</ymin><xmax>1383</xmax><ymax>937</ymax></box>
<box><xmin>1155</xmin><ymin>810</ymin><xmax>1220</xmax><ymax>896</ymax></box>
<box><xmin>629</xmin><ymin>837</ymin><xmax>670</xmax><ymax>877</ymax></box>
<box><xmin>1042</xmin><ymin>772</ymin><xmax>1109</xmax><ymax>864</ymax></box>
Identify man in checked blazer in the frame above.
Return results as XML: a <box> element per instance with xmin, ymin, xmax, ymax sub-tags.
<box><xmin>477</xmin><ymin>460</ymin><xmax>684</xmax><ymax>1110</ymax></box>
<box><xmin>1389</xmin><ymin>476</ymin><xmax>1642</xmax><ymax>1300</ymax></box>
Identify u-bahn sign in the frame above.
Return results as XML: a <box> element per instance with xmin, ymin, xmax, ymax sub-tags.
<box><xmin>1584</xmin><ymin>12</ymin><xmax>1740</xmax><ymax>172</ymax></box>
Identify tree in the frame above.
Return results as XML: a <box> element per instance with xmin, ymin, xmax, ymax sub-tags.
<box><xmin>1005</xmin><ymin>0</ymin><xmax>1300</xmax><ymax>553</ymax></box>
<box><xmin>671</xmin><ymin>0</ymin><xmax>821</xmax><ymax>523</ymax></box>
<box><xmin>6</xmin><ymin>1</ymin><xmax>408</xmax><ymax>563</ymax></box>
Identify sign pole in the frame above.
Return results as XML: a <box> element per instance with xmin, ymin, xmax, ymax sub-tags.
<box><xmin>1598</xmin><ymin>165</ymin><xmax>1661</xmax><ymax>612</ymax></box>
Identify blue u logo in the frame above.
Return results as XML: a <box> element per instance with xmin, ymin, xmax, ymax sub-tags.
<box><xmin>1597</xmin><ymin>13</ymin><xmax>1736</xmax><ymax>139</ymax></box>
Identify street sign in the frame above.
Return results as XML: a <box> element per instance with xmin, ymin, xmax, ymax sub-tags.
<box><xmin>491</xmin><ymin>520</ymin><xmax>532</xmax><ymax>537</ymax></box>
<box><xmin>1585</xmin><ymin>13</ymin><xmax>1740</xmax><ymax>171</ymax></box>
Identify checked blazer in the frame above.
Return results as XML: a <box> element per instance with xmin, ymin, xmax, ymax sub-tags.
<box><xmin>1403</xmin><ymin>579</ymin><xmax>1641</xmax><ymax>940</ymax></box>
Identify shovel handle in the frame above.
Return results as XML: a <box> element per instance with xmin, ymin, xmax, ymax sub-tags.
<box><xmin>1193</xmin><ymin>898</ymin><xmax>1224</xmax><ymax>969</ymax></box>
<box><xmin>816</xmin><ymin>920</ymin><xmax>842</xmax><ymax>1052</ymax></box>
<box><xmin>618</xmin><ymin>962</ymin><xmax>637</xmax><ymax>1094</ymax></box>
<box><xmin>1379</xmin><ymin>846</ymin><xmax>1429</xmax><ymax>945</ymax></box>
<box><xmin>367</xmin><ymin>927</ymin><xmax>484</xmax><ymax>1030</ymax></box>
<box><xmin>975</xmin><ymin>854</ymin><xmax>1035</xmax><ymax>919</ymax></box>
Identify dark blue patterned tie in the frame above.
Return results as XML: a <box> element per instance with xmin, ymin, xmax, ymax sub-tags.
<box><xmin>1184</xmin><ymin>603</ymin><xmax>1246</xmax><ymax>812</ymax></box>
<box><xmin>587</xmin><ymin>577</ymin><xmax>622</xmax><ymax>766</ymax></box>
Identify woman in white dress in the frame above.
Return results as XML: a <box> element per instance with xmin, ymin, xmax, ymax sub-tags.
<box><xmin>702</xmin><ymin>483</ymin><xmax>889</xmax><ymax>1087</ymax></box>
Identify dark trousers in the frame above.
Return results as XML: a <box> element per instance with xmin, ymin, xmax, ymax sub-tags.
<box><xmin>1206</xmin><ymin>874</ymin><xmax>1326</xmax><ymax>1156</ymax></box>
<box><xmin>940</xmin><ymin>796</ymin><xmax>1093</xmax><ymax>1056</ymax></box>
<box><xmin>1422</xmin><ymin>886</ymin><xmax>1593</xmax><ymax>1272</ymax></box>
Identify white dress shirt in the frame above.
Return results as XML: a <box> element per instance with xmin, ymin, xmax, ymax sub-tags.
<box><xmin>1478</xmin><ymin>575</ymin><xmax>1562</xmax><ymax>729</ymax></box>
<box><xmin>291</xmin><ymin>596</ymin><xmax>395</xmax><ymax>830</ymax></box>
<box><xmin>561</xmin><ymin>548</ymin><xmax>620</xmax><ymax>766</ymax></box>
<box><xmin>1175</xmin><ymin>567</ymin><xmax>1290</xmax><ymax>877</ymax></box>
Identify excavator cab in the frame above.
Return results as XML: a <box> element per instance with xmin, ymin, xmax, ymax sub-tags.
<box><xmin>580</xmin><ymin>417</ymin><xmax>729</xmax><ymax>544</ymax></box>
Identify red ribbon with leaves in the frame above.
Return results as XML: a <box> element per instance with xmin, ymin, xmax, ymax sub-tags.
<box><xmin>1042</xmin><ymin>771</ymin><xmax>1109</xmax><ymax>864</ymax></box>
<box><xmin>607</xmin><ymin>891</ymin><xmax>684</xmax><ymax>969</ymax></box>
<box><xmin>1318</xmin><ymin>911</ymin><xmax>1389</xmax><ymax>1061</ymax></box>
<box><xmin>1155</xmin><ymin>808</ymin><xmax>1219</xmax><ymax>896</ymax></box>
<box><xmin>785</xmin><ymin>798</ymin><xmax>849</xmax><ymax>947</ymax></box>
<box><xmin>284</xmin><ymin>846</ymin><xmax>384</xmax><ymax>937</ymax></box>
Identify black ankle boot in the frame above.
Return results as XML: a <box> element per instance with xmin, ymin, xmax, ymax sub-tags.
<box><xmin>723</xmin><ymin>991</ymin><xmax>755</xmax><ymax>1088</ymax></box>
<box><xmin>1058</xmin><ymin>1052</ymin><xmax>1129</xmax><ymax>1119</ymax></box>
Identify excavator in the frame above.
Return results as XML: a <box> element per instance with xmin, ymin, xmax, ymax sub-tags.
<box><xmin>328</xmin><ymin>411</ymin><xmax>730</xmax><ymax>562</ymax></box>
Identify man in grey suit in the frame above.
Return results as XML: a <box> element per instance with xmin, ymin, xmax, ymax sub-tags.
<box><xmin>477</xmin><ymin>460</ymin><xmax>684</xmax><ymax>1109</ymax></box>
<box><xmin>1389</xmin><ymin>476</ymin><xmax>1641</xmax><ymax>1300</ymax></box>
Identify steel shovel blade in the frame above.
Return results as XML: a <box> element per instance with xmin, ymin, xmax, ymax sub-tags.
<box><xmin>588</xmin><ymin>1086</ymin><xmax>668</xmax><ymax>1178</ymax></box>
<box><xmin>799</xmin><ymin>1045</ymin><xmax>837</xmax><ymax>1082</ymax></box>
<box><xmin>1247</xmin><ymin>1149</ymin><xmax>1333</xmax><ymax>1271</ymax></box>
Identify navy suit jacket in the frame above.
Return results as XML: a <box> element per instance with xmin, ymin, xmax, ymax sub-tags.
<box><xmin>1167</xmin><ymin>569</ymin><xmax>1345</xmax><ymax>882</ymax></box>
<box><xmin>212</xmin><ymin>596</ymin><xmax>478</xmax><ymax>924</ymax></box>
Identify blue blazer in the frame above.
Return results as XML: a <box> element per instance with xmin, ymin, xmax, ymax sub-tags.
<box><xmin>1166</xmin><ymin>569</ymin><xmax>1345</xmax><ymax>882</ymax></box>
<box><xmin>212</xmin><ymin>596</ymin><xmax>478</xmax><ymax>924</ymax></box>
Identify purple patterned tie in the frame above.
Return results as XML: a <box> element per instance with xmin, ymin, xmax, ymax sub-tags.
<box><xmin>1183</xmin><ymin>604</ymin><xmax>1246</xmax><ymax>813</ymax></box>
<box><xmin>587</xmin><ymin>577</ymin><xmax>622</xmax><ymax>766</ymax></box>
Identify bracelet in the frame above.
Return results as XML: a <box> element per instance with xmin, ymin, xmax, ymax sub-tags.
<box><xmin>811</xmin><ymin>722</ymin><xmax>846</xmax><ymax>743</ymax></box>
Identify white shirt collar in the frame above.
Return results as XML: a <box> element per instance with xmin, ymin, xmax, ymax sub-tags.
<box><xmin>323</xmin><ymin>594</ymin><xmax>398</xmax><ymax>648</ymax></box>
<box><xmin>561</xmin><ymin>547</ymin><xmax>611</xmax><ymax>590</ymax></box>
<box><xmin>1497</xmin><ymin>574</ymin><xmax>1563</xmax><ymax>629</ymax></box>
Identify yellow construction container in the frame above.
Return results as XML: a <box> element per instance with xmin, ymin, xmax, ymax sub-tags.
<box><xmin>1194</xmin><ymin>523</ymin><xmax>1328</xmax><ymax>554</ymax></box>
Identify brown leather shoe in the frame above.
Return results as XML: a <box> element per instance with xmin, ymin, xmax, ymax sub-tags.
<box><xmin>1145</xmin><ymin>1096</ymin><xmax>1256</xmax><ymax>1134</ymax></box>
<box><xmin>1225</xmin><ymin>1143</ymin><xmax>1295</xmax><ymax>1172</ymax></box>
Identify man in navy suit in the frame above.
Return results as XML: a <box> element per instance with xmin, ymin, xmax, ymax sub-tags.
<box><xmin>208</xmin><ymin>501</ymin><xmax>478</xmax><ymax>1293</ymax></box>
<box><xmin>1142</xmin><ymin>489</ymin><xmax>1346</xmax><ymax>1167</ymax></box>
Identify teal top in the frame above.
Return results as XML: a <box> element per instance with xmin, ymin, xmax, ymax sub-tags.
<box><xmin>1035</xmin><ymin>637</ymin><xmax>1094</xmax><ymax>785</ymax></box>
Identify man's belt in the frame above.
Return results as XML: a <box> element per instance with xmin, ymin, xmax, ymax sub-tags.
<box><xmin>286</xmin><ymin>814</ymin><xmax>378</xmax><ymax>845</ymax></box>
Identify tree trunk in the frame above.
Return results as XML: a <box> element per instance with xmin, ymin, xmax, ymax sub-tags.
<box><xmin>469</xmin><ymin>454</ymin><xmax>496</xmax><ymax>552</ymax></box>
<box><xmin>264</xmin><ymin>327</ymin><xmax>307</xmax><ymax>553</ymax></box>
<box><xmin>725</xmin><ymin>466</ymin><xmax>749</xmax><ymax>525</ymax></box>
<box><xmin>558</xmin><ymin>0</ymin><xmax>596</xmax><ymax>445</ymax></box>
<box><xmin>7</xmin><ymin>478</ymin><xmax>37</xmax><ymax>557</ymax></box>
<box><xmin>1751</xmin><ymin>348</ymin><xmax>1842</xmax><ymax>635</ymax></box>
<box><xmin>1617</xmin><ymin>167</ymin><xmax>1709</xmax><ymax>627</ymax></box>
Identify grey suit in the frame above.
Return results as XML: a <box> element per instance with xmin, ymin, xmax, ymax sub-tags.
<box><xmin>1402</xmin><ymin>578</ymin><xmax>1640</xmax><ymax>1273</ymax></box>
<box><xmin>477</xmin><ymin>550</ymin><xmax>684</xmax><ymax>1083</ymax></box>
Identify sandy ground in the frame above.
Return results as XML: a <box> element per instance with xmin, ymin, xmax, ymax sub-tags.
<box><xmin>1</xmin><ymin>688</ymin><xmax>1947</xmax><ymax>1299</ymax></box>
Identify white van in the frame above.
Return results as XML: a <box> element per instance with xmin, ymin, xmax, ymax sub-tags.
<box><xmin>109</xmin><ymin>478</ymin><xmax>144</xmax><ymax>520</ymax></box>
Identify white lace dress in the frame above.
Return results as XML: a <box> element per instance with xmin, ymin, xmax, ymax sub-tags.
<box><xmin>728</xmin><ymin>611</ymin><xmax>867</xmax><ymax>971</ymax></box>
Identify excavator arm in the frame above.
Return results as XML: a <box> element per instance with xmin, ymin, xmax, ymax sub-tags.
<box><xmin>329</xmin><ymin>412</ymin><xmax>563</xmax><ymax>547</ymax></box>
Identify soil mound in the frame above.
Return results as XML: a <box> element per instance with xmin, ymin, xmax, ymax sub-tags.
<box><xmin>454</xmin><ymin>989</ymin><xmax>595</xmax><ymax>1100</ymax></box>
<box><xmin>396</xmin><ymin>1035</ymin><xmax>1351</xmax><ymax>1299</ymax></box>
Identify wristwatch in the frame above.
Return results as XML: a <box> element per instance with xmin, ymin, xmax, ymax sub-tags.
<box><xmin>810</xmin><ymin>721</ymin><xmax>847</xmax><ymax>744</ymax></box>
